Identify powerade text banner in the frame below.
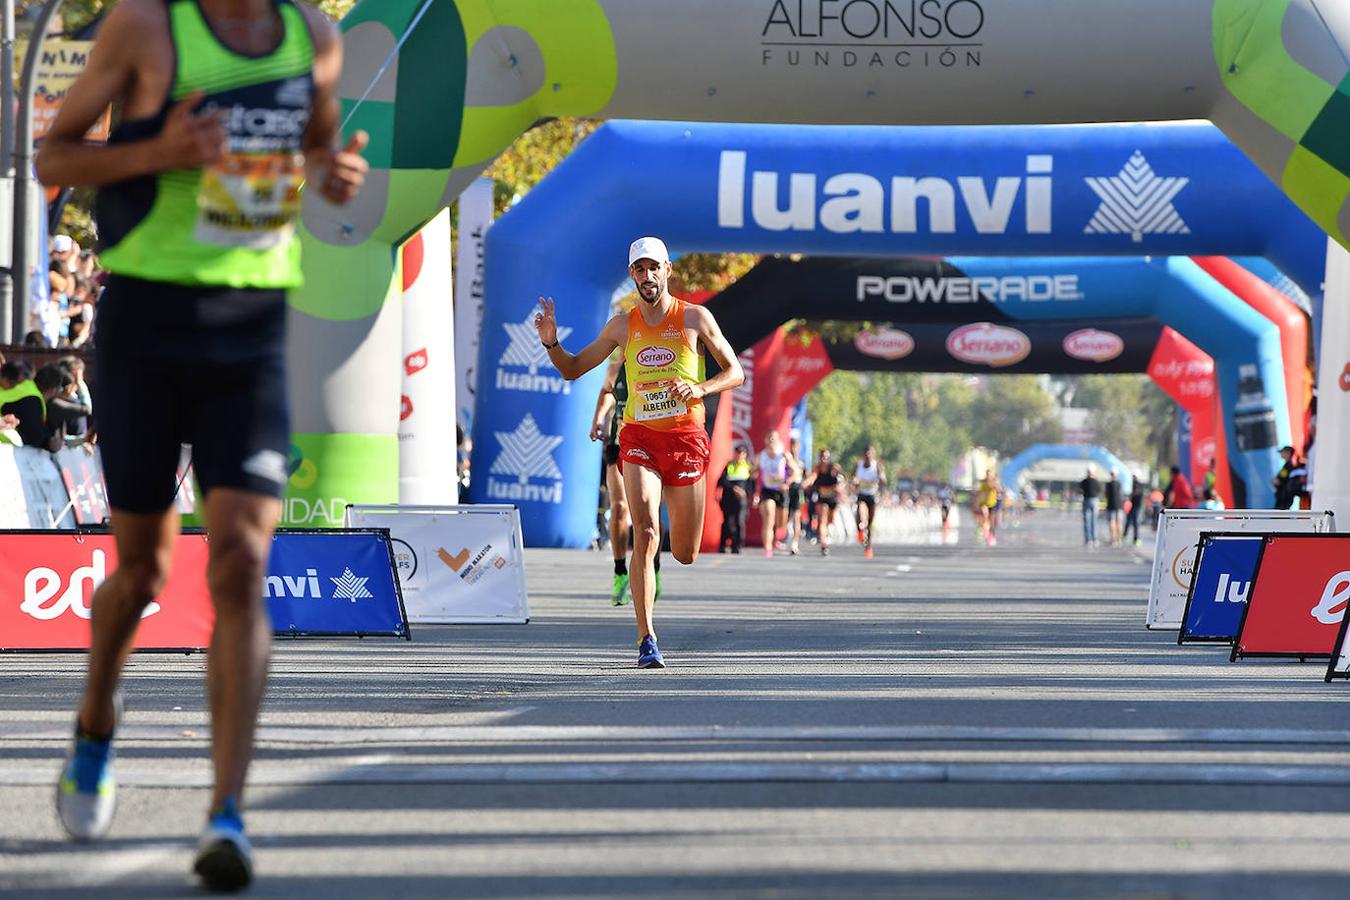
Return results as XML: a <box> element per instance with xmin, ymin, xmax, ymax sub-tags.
<box><xmin>345</xmin><ymin>505</ymin><xmax>529</xmax><ymax>624</ymax></box>
<box><xmin>1</xmin><ymin>531</ymin><xmax>407</xmax><ymax>650</ymax></box>
<box><xmin>1178</xmin><ymin>535</ymin><xmax>1263</xmax><ymax>644</ymax></box>
<box><xmin>0</xmin><ymin>532</ymin><xmax>214</xmax><ymax>651</ymax></box>
<box><xmin>477</xmin><ymin>122</ymin><xmax>1323</xmax><ymax>545</ymax></box>
<box><xmin>1146</xmin><ymin>510</ymin><xmax>1335</xmax><ymax>630</ymax></box>
<box><xmin>267</xmin><ymin>530</ymin><xmax>408</xmax><ymax>638</ymax></box>
<box><xmin>1233</xmin><ymin>535</ymin><xmax>1350</xmax><ymax>661</ymax></box>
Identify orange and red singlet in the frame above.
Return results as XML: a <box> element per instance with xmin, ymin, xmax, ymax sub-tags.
<box><xmin>622</xmin><ymin>299</ymin><xmax>705</xmax><ymax>433</ymax></box>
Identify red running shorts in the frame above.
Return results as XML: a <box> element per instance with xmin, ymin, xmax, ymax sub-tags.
<box><xmin>618</xmin><ymin>423</ymin><xmax>711</xmax><ymax>487</ymax></box>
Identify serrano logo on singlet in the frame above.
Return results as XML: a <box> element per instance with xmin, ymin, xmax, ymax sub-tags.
<box><xmin>1062</xmin><ymin>328</ymin><xmax>1124</xmax><ymax>363</ymax></box>
<box><xmin>854</xmin><ymin>328</ymin><xmax>915</xmax><ymax>360</ymax></box>
<box><xmin>21</xmin><ymin>550</ymin><xmax>160</xmax><ymax>621</ymax></box>
<box><xmin>636</xmin><ymin>346</ymin><xmax>677</xmax><ymax>367</ymax></box>
<box><xmin>496</xmin><ymin>311</ymin><xmax>574</xmax><ymax>395</ymax></box>
<box><xmin>487</xmin><ymin>414</ymin><xmax>565</xmax><ymax>505</ymax></box>
<box><xmin>945</xmin><ymin>323</ymin><xmax>1031</xmax><ymax>368</ymax></box>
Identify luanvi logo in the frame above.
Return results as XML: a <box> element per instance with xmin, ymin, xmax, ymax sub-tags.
<box><xmin>1085</xmin><ymin>152</ymin><xmax>1190</xmax><ymax>243</ymax></box>
<box><xmin>719</xmin><ymin>151</ymin><xmax>1052</xmax><ymax>235</ymax></box>
<box><xmin>497</xmin><ymin>311</ymin><xmax>574</xmax><ymax>395</ymax></box>
<box><xmin>761</xmin><ymin>0</ymin><xmax>985</xmax><ymax>71</ymax></box>
<box><xmin>487</xmin><ymin>414</ymin><xmax>565</xmax><ymax>505</ymax></box>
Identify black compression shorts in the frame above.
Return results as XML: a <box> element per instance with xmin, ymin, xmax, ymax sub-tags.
<box><xmin>94</xmin><ymin>275</ymin><xmax>291</xmax><ymax>513</ymax></box>
<box><xmin>858</xmin><ymin>494</ymin><xmax>877</xmax><ymax>514</ymax></box>
<box><xmin>788</xmin><ymin>483</ymin><xmax>803</xmax><ymax>512</ymax></box>
<box><xmin>760</xmin><ymin>488</ymin><xmax>786</xmax><ymax>507</ymax></box>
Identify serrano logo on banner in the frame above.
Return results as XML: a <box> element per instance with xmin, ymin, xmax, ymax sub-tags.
<box><xmin>854</xmin><ymin>328</ymin><xmax>915</xmax><ymax>360</ymax></box>
<box><xmin>1063</xmin><ymin>328</ymin><xmax>1124</xmax><ymax>362</ymax></box>
<box><xmin>405</xmin><ymin>349</ymin><xmax>428</xmax><ymax>376</ymax></box>
<box><xmin>636</xmin><ymin>345</ymin><xmax>677</xmax><ymax>367</ymax></box>
<box><xmin>945</xmin><ymin>323</ymin><xmax>1030</xmax><ymax>368</ymax></box>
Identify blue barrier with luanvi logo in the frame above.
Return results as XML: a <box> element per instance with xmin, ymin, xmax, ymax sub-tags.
<box><xmin>266</xmin><ymin>530</ymin><xmax>408</xmax><ymax>638</ymax></box>
<box><xmin>1179</xmin><ymin>535</ymin><xmax>1264</xmax><ymax>644</ymax></box>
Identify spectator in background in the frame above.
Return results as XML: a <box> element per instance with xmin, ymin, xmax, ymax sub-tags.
<box><xmin>1165</xmin><ymin>465</ymin><xmax>1195</xmax><ymax>510</ymax></box>
<box><xmin>0</xmin><ymin>360</ymin><xmax>47</xmax><ymax>447</ymax></box>
<box><xmin>1123</xmin><ymin>474</ymin><xmax>1145</xmax><ymax>547</ymax></box>
<box><xmin>1272</xmin><ymin>445</ymin><xmax>1301</xmax><ymax>510</ymax></box>
<box><xmin>717</xmin><ymin>444</ymin><xmax>752</xmax><ymax>553</ymax></box>
<box><xmin>34</xmin><ymin>364</ymin><xmax>90</xmax><ymax>451</ymax></box>
<box><xmin>59</xmin><ymin>356</ymin><xmax>92</xmax><ymax>439</ymax></box>
<box><xmin>1198</xmin><ymin>487</ymin><xmax>1226</xmax><ymax>510</ymax></box>
<box><xmin>1080</xmin><ymin>465</ymin><xmax>1102</xmax><ymax>547</ymax></box>
<box><xmin>1104</xmin><ymin>470</ymin><xmax>1123</xmax><ymax>547</ymax></box>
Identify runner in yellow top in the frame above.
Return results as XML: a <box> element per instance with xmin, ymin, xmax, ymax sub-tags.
<box><xmin>535</xmin><ymin>237</ymin><xmax>744</xmax><ymax>668</ymax></box>
<box><xmin>975</xmin><ymin>470</ymin><xmax>1000</xmax><ymax>546</ymax></box>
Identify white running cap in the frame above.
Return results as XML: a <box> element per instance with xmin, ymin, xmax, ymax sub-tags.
<box><xmin>52</xmin><ymin>234</ymin><xmax>73</xmax><ymax>253</ymax></box>
<box><xmin>628</xmin><ymin>236</ymin><xmax>669</xmax><ymax>267</ymax></box>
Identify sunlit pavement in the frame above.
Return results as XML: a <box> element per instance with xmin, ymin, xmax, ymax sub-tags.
<box><xmin>2</xmin><ymin>510</ymin><xmax>1346</xmax><ymax>898</ymax></box>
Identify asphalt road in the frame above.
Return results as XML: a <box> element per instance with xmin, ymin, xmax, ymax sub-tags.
<box><xmin>2</xmin><ymin>509</ymin><xmax>1348</xmax><ymax>898</ymax></box>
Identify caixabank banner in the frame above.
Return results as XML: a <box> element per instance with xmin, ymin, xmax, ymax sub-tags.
<box><xmin>1232</xmin><ymin>535</ymin><xmax>1350</xmax><ymax>663</ymax></box>
<box><xmin>0</xmin><ymin>530</ymin><xmax>407</xmax><ymax>651</ymax></box>
<box><xmin>1178</xmin><ymin>534</ymin><xmax>1264</xmax><ymax>644</ymax></box>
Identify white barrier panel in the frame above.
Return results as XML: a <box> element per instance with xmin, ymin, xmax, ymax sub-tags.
<box><xmin>345</xmin><ymin>504</ymin><xmax>528</xmax><ymax>624</ymax></box>
<box><xmin>0</xmin><ymin>445</ymin><xmax>78</xmax><ymax>528</ymax></box>
<box><xmin>1146</xmin><ymin>509</ymin><xmax>1335</xmax><ymax>630</ymax></box>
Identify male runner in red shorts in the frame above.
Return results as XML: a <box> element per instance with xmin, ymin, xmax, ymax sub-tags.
<box><xmin>534</xmin><ymin>236</ymin><xmax>743</xmax><ymax>667</ymax></box>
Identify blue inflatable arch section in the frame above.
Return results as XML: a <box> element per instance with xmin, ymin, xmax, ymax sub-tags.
<box><xmin>1003</xmin><ymin>446</ymin><xmax>1135</xmax><ymax>495</ymax></box>
<box><xmin>474</xmin><ymin>121</ymin><xmax>1317</xmax><ymax>546</ymax></box>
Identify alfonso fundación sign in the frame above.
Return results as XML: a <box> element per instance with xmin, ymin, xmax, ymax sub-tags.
<box><xmin>761</xmin><ymin>0</ymin><xmax>984</xmax><ymax>71</ymax></box>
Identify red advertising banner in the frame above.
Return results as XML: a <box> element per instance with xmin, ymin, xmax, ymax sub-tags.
<box><xmin>1232</xmin><ymin>535</ymin><xmax>1350</xmax><ymax>661</ymax></box>
<box><xmin>0</xmin><ymin>533</ymin><xmax>214</xmax><ymax>651</ymax></box>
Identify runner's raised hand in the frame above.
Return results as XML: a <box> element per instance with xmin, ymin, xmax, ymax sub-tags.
<box><xmin>534</xmin><ymin>296</ymin><xmax>559</xmax><ymax>345</ymax></box>
<box><xmin>157</xmin><ymin>91</ymin><xmax>227</xmax><ymax>169</ymax></box>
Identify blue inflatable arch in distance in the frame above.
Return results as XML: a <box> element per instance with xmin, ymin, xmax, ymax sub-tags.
<box><xmin>1003</xmin><ymin>446</ymin><xmax>1135</xmax><ymax>496</ymax></box>
<box><xmin>474</xmin><ymin>121</ymin><xmax>1315</xmax><ymax>546</ymax></box>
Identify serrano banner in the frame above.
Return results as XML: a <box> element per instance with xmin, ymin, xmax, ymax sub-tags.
<box><xmin>1146</xmin><ymin>509</ymin><xmax>1335</xmax><ymax>630</ymax></box>
<box><xmin>1233</xmin><ymin>535</ymin><xmax>1350</xmax><ymax>662</ymax></box>
<box><xmin>1178</xmin><ymin>534</ymin><xmax>1264</xmax><ymax>644</ymax></box>
<box><xmin>0</xmin><ymin>530</ymin><xmax>408</xmax><ymax>651</ymax></box>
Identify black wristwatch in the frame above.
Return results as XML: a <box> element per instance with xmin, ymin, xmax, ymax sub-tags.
<box><xmin>541</xmin><ymin>338</ymin><xmax>559</xmax><ymax>350</ymax></box>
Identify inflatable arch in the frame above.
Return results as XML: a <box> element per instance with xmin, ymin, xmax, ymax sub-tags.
<box><xmin>287</xmin><ymin>1</ymin><xmax>1350</xmax><ymax>529</ymax></box>
<box><xmin>471</xmin><ymin>119</ymin><xmax>1307</xmax><ymax>543</ymax></box>
<box><xmin>1002</xmin><ymin>445</ymin><xmax>1135</xmax><ymax>495</ymax></box>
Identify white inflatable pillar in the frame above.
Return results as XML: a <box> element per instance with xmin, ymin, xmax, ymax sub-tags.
<box><xmin>399</xmin><ymin>208</ymin><xmax>458</xmax><ymax>504</ymax></box>
<box><xmin>1313</xmin><ymin>237</ymin><xmax>1350</xmax><ymax>521</ymax></box>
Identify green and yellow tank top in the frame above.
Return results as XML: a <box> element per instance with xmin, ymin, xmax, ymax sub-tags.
<box><xmin>96</xmin><ymin>0</ymin><xmax>315</xmax><ymax>289</ymax></box>
<box><xmin>622</xmin><ymin>300</ymin><xmax>705</xmax><ymax>432</ymax></box>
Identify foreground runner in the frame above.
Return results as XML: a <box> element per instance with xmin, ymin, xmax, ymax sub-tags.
<box><xmin>36</xmin><ymin>0</ymin><xmax>366</xmax><ymax>890</ymax></box>
<box><xmin>535</xmin><ymin>237</ymin><xmax>743</xmax><ymax>667</ymax></box>
<box><xmin>852</xmin><ymin>446</ymin><xmax>884</xmax><ymax>559</ymax></box>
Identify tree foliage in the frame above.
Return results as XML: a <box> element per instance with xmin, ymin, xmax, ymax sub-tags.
<box><xmin>1068</xmin><ymin>374</ymin><xmax>1177</xmax><ymax>472</ymax></box>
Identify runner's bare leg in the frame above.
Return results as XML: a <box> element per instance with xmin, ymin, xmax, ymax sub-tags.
<box><xmin>78</xmin><ymin>507</ymin><xmax>180</xmax><ymax>735</ymax></box>
<box><xmin>202</xmin><ymin>489</ymin><xmax>280</xmax><ymax>811</ymax></box>
<box><xmin>664</xmin><ymin>477</ymin><xmax>706</xmax><ymax>566</ymax></box>
<box><xmin>607</xmin><ymin>464</ymin><xmax>629</xmax><ymax>559</ymax></box>
<box><xmin>623</xmin><ymin>462</ymin><xmax>664</xmax><ymax>642</ymax></box>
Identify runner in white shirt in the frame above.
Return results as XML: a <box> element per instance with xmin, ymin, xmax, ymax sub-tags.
<box><xmin>754</xmin><ymin>430</ymin><xmax>789</xmax><ymax>558</ymax></box>
<box><xmin>852</xmin><ymin>446</ymin><xmax>884</xmax><ymax>559</ymax></box>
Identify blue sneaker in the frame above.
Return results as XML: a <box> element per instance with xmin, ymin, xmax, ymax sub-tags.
<box><xmin>56</xmin><ymin>693</ymin><xmax>121</xmax><ymax>842</ymax></box>
<box><xmin>637</xmin><ymin>635</ymin><xmax>665</xmax><ymax>669</ymax></box>
<box><xmin>193</xmin><ymin>799</ymin><xmax>253</xmax><ymax>892</ymax></box>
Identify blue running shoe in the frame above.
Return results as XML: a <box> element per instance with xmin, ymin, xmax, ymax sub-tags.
<box><xmin>637</xmin><ymin>635</ymin><xmax>665</xmax><ymax>669</ymax></box>
<box><xmin>193</xmin><ymin>799</ymin><xmax>253</xmax><ymax>892</ymax></box>
<box><xmin>56</xmin><ymin>692</ymin><xmax>121</xmax><ymax>841</ymax></box>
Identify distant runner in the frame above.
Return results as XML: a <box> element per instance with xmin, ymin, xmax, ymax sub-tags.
<box><xmin>755</xmin><ymin>430</ymin><xmax>789</xmax><ymax>558</ymax></box>
<box><xmin>804</xmin><ymin>449</ymin><xmax>843</xmax><ymax>556</ymax></box>
<box><xmin>975</xmin><ymin>470</ymin><xmax>999</xmax><ymax>546</ymax></box>
<box><xmin>852</xmin><ymin>445</ymin><xmax>884</xmax><ymax>559</ymax></box>
<box><xmin>536</xmin><ymin>236</ymin><xmax>743</xmax><ymax>668</ymax></box>
<box><xmin>785</xmin><ymin>437</ymin><xmax>806</xmax><ymax>555</ymax></box>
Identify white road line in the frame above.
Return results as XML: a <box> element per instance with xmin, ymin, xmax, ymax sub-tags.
<box><xmin>3</xmin><ymin>761</ymin><xmax>1348</xmax><ymax>788</ymax></box>
<box><xmin>9</xmin><ymin>723</ymin><xmax>1350</xmax><ymax>746</ymax></box>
